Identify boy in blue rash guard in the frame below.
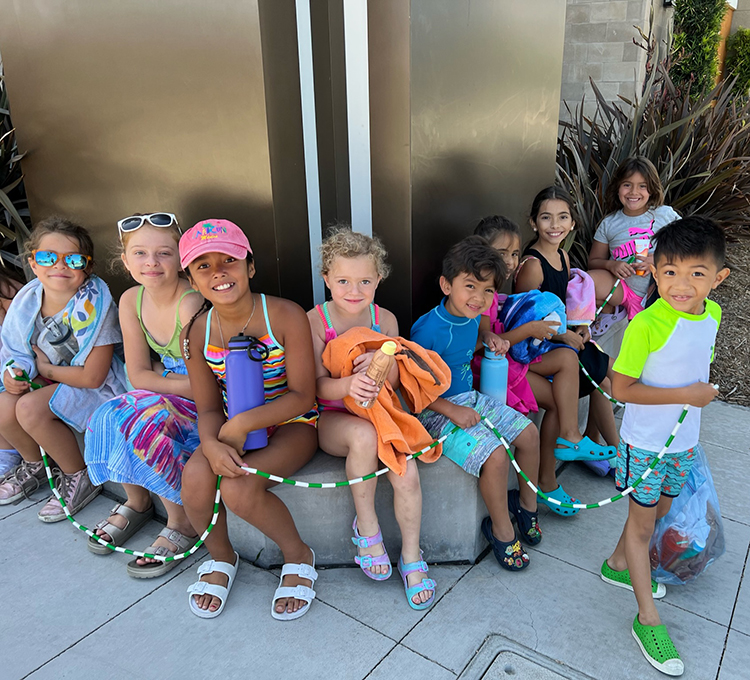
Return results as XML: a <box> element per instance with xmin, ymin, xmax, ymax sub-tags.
<box><xmin>411</xmin><ymin>236</ymin><xmax>542</xmax><ymax>571</ymax></box>
<box><xmin>601</xmin><ymin>216</ymin><xmax>729</xmax><ymax>677</ymax></box>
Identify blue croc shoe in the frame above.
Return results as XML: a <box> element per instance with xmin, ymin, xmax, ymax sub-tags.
<box><xmin>554</xmin><ymin>436</ymin><xmax>616</xmax><ymax>462</ymax></box>
<box><xmin>507</xmin><ymin>489</ymin><xmax>542</xmax><ymax>545</ymax></box>
<box><xmin>538</xmin><ymin>485</ymin><xmax>580</xmax><ymax>517</ymax></box>
<box><xmin>481</xmin><ymin>516</ymin><xmax>530</xmax><ymax>571</ymax></box>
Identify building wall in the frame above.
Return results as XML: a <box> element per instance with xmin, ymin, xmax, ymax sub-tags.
<box><xmin>560</xmin><ymin>0</ymin><xmax>673</xmax><ymax>120</ymax></box>
<box><xmin>731</xmin><ymin>0</ymin><xmax>750</xmax><ymax>31</ymax></box>
<box><xmin>0</xmin><ymin>0</ymin><xmax>567</xmax><ymax>327</ymax></box>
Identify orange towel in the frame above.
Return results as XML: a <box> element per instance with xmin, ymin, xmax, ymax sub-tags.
<box><xmin>322</xmin><ymin>327</ymin><xmax>451</xmax><ymax>476</ymax></box>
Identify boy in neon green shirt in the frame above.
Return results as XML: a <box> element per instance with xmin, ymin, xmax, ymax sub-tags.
<box><xmin>601</xmin><ymin>216</ymin><xmax>729</xmax><ymax>677</ymax></box>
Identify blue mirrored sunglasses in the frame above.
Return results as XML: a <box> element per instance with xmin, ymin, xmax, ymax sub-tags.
<box><xmin>32</xmin><ymin>250</ymin><xmax>91</xmax><ymax>270</ymax></box>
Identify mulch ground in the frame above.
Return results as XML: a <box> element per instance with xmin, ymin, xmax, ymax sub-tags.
<box><xmin>711</xmin><ymin>239</ymin><xmax>750</xmax><ymax>407</ymax></box>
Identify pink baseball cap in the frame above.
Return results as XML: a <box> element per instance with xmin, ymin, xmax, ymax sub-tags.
<box><xmin>179</xmin><ymin>219</ymin><xmax>253</xmax><ymax>269</ymax></box>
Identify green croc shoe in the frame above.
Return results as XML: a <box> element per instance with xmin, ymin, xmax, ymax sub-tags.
<box><xmin>601</xmin><ymin>560</ymin><xmax>666</xmax><ymax>599</ymax></box>
<box><xmin>632</xmin><ymin>616</ymin><xmax>684</xmax><ymax>676</ymax></box>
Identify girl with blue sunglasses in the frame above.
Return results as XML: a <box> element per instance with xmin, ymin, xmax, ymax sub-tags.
<box><xmin>0</xmin><ymin>217</ymin><xmax>127</xmax><ymax>521</ymax></box>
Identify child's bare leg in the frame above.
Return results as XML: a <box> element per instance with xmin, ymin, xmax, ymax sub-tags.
<box><xmin>0</xmin><ymin>391</ymin><xmax>41</xmax><ymax>461</ymax></box>
<box><xmin>588</xmin><ymin>383</ymin><xmax>619</xmax><ymax>447</ymax></box>
<box><xmin>318</xmin><ymin>411</ymin><xmax>386</xmax><ymax>576</ymax></box>
<box><xmin>622</xmin><ymin>498</ymin><xmax>672</xmax><ymax>626</ymax></box>
<box><xmin>479</xmin><ymin>447</ymin><xmax>514</xmax><ymax>542</ymax></box>
<box><xmin>191</xmin><ymin>424</ymin><xmax>317</xmax><ymax>616</ymax></box>
<box><xmin>530</xmin><ymin>349</ymin><xmax>582</xmax><ymax>444</ymax></box>
<box><xmin>608</xmin><ymin>495</ymin><xmax>672</xmax><ymax>573</ymax></box>
<box><xmin>510</xmin><ymin>424</ymin><xmax>540</xmax><ymax>511</ymax></box>
<box><xmin>15</xmin><ymin>386</ymin><xmax>83</xmax><ymax>472</ymax></box>
<box><xmin>526</xmin><ymin>372</ymin><xmax>560</xmax><ymax>493</ymax></box>
<box><xmin>387</xmin><ymin>460</ymin><xmax>432</xmax><ymax>604</ymax></box>
<box><xmin>589</xmin><ymin>269</ymin><xmax>625</xmax><ymax>314</ymax></box>
<box><xmin>181</xmin><ymin>446</ymin><xmax>235</xmax><ymax>614</ymax></box>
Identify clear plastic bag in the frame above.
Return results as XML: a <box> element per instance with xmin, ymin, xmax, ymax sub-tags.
<box><xmin>649</xmin><ymin>444</ymin><xmax>725</xmax><ymax>585</ymax></box>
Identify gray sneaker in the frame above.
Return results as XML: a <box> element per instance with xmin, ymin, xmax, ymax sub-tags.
<box><xmin>0</xmin><ymin>459</ymin><xmax>47</xmax><ymax>505</ymax></box>
<box><xmin>38</xmin><ymin>467</ymin><xmax>101</xmax><ymax>523</ymax></box>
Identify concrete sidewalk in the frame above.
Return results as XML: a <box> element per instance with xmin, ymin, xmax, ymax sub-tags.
<box><xmin>1</xmin><ymin>400</ymin><xmax>748</xmax><ymax>680</ymax></box>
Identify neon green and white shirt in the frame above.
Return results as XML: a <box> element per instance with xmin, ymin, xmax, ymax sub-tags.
<box><xmin>613</xmin><ymin>298</ymin><xmax>721</xmax><ymax>451</ymax></box>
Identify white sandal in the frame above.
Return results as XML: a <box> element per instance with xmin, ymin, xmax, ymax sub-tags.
<box><xmin>186</xmin><ymin>551</ymin><xmax>239</xmax><ymax>619</ymax></box>
<box><xmin>271</xmin><ymin>548</ymin><xmax>318</xmax><ymax>621</ymax></box>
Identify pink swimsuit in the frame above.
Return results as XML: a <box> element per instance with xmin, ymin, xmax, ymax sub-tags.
<box><xmin>316</xmin><ymin>301</ymin><xmax>381</xmax><ymax>413</ymax></box>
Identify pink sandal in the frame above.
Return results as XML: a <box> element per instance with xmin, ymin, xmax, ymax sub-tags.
<box><xmin>351</xmin><ymin>516</ymin><xmax>392</xmax><ymax>581</ymax></box>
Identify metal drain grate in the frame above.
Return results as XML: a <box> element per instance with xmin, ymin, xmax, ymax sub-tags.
<box><xmin>459</xmin><ymin>635</ymin><xmax>596</xmax><ymax>680</ymax></box>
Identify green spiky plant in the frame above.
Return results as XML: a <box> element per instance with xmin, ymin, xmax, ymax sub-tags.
<box><xmin>726</xmin><ymin>27</ymin><xmax>750</xmax><ymax>97</ymax></box>
<box><xmin>1</xmin><ymin>58</ymin><xmax>30</xmax><ymax>277</ymax></box>
<box><xmin>557</xmin><ymin>20</ymin><xmax>750</xmax><ymax>269</ymax></box>
<box><xmin>670</xmin><ymin>0</ymin><xmax>727</xmax><ymax>95</ymax></box>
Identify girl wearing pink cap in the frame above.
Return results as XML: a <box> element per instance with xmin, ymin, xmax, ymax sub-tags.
<box><xmin>179</xmin><ymin>219</ymin><xmax>320</xmax><ymax>620</ymax></box>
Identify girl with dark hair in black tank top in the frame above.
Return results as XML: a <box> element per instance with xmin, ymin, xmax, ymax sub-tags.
<box><xmin>515</xmin><ymin>187</ymin><xmax>619</xmax><ymax>515</ymax></box>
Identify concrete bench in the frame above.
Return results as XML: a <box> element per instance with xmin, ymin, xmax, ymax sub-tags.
<box><xmin>102</xmin><ymin>404</ymin><xmax>582</xmax><ymax>568</ymax></box>
<box><xmin>95</xmin><ymin>323</ymin><xmax>621</xmax><ymax>567</ymax></box>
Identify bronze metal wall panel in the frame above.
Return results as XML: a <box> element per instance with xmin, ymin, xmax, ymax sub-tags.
<box><xmin>311</xmin><ymin>0</ymin><xmax>350</xmax><ymax>231</ymax></box>
<box><xmin>410</xmin><ymin>0</ymin><xmax>567</xmax><ymax>318</ymax></box>
<box><xmin>258</xmin><ymin>0</ymin><xmax>313</xmax><ymax>308</ymax></box>
<box><xmin>368</xmin><ymin>0</ymin><xmax>412</xmax><ymax>330</ymax></box>
<box><xmin>0</xmin><ymin>0</ymin><xmax>280</xmax><ymax>297</ymax></box>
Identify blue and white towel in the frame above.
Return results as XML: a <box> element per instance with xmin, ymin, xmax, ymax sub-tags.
<box><xmin>0</xmin><ymin>275</ymin><xmax>127</xmax><ymax>431</ymax></box>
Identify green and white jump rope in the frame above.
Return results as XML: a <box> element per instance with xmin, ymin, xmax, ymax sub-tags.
<box><xmin>5</xmin><ymin>358</ymin><xmax>699</xmax><ymax>558</ymax></box>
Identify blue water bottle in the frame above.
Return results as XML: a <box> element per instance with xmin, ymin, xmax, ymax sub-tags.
<box><xmin>226</xmin><ymin>334</ymin><xmax>269</xmax><ymax>450</ymax></box>
<box><xmin>479</xmin><ymin>345</ymin><xmax>508</xmax><ymax>406</ymax></box>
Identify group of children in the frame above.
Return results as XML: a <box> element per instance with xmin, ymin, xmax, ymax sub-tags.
<box><xmin>0</xmin><ymin>156</ymin><xmax>729</xmax><ymax>677</ymax></box>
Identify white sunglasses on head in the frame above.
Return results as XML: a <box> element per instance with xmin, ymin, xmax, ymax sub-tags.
<box><xmin>117</xmin><ymin>212</ymin><xmax>180</xmax><ymax>236</ymax></box>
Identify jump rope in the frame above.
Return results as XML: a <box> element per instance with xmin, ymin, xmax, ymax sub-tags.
<box><xmin>7</xmin><ymin>358</ymin><xmax>693</xmax><ymax>562</ymax></box>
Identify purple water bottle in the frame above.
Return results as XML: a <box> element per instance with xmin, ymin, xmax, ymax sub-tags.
<box><xmin>226</xmin><ymin>334</ymin><xmax>269</xmax><ymax>450</ymax></box>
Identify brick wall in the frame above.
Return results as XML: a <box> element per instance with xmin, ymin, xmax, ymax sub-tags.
<box><xmin>561</xmin><ymin>0</ymin><xmax>673</xmax><ymax>121</ymax></box>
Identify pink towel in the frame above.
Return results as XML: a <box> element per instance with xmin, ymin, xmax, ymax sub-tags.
<box><xmin>566</xmin><ymin>268</ymin><xmax>596</xmax><ymax>326</ymax></box>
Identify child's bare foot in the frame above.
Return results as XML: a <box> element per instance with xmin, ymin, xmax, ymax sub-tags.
<box><xmin>135</xmin><ymin>525</ymin><xmax>198</xmax><ymax>565</ymax></box>
<box><xmin>401</xmin><ymin>550</ymin><xmax>434</xmax><ymax>605</ymax></box>
<box><xmin>354</xmin><ymin>517</ymin><xmax>389</xmax><ymax>577</ymax></box>
<box><xmin>193</xmin><ymin>552</ymin><xmax>238</xmax><ymax>613</ymax></box>
<box><xmin>88</xmin><ymin>501</ymin><xmax>154</xmax><ymax>554</ymax></box>
<box><xmin>273</xmin><ymin>546</ymin><xmax>316</xmax><ymax>616</ymax></box>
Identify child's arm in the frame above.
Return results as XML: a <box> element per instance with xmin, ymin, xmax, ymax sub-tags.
<box><xmin>479</xmin><ymin>314</ymin><xmax>560</xmax><ymax>348</ymax></box>
<box><xmin>33</xmin><ymin>344</ymin><xmax>114</xmax><ymax>389</ymax></box>
<box><xmin>514</xmin><ymin>256</ymin><xmax>544</xmax><ymax>294</ymax></box>
<box><xmin>353</xmin><ymin>308</ymin><xmax>401</xmax><ymax>389</ymax></box>
<box><xmin>589</xmin><ymin>240</ymin><xmax>635</xmax><ymax>279</ymax></box>
<box><xmin>118</xmin><ymin>288</ymin><xmax>196</xmax><ymax>399</ymax></box>
<box><xmin>217</xmin><ymin>299</ymin><xmax>317</xmax><ymax>451</ymax></box>
<box><xmin>515</xmin><ymin>255</ymin><xmax>583</xmax><ymax>350</ymax></box>
<box><xmin>426</xmin><ymin>396</ymin><xmax>481</xmax><ymax>429</ymax></box>
<box><xmin>306</xmin><ymin>308</ymin><xmax>381</xmax><ymax>404</ymax></box>
<box><xmin>182</xmin><ymin>315</ymin><xmax>248</xmax><ymax>478</ymax></box>
<box><xmin>3</xmin><ymin>366</ymin><xmax>31</xmax><ymax>395</ymax></box>
<box><xmin>612</xmin><ymin>372</ymin><xmax>718</xmax><ymax>408</ymax></box>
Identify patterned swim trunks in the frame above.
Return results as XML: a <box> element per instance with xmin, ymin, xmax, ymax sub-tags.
<box><xmin>615</xmin><ymin>440</ymin><xmax>699</xmax><ymax>507</ymax></box>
